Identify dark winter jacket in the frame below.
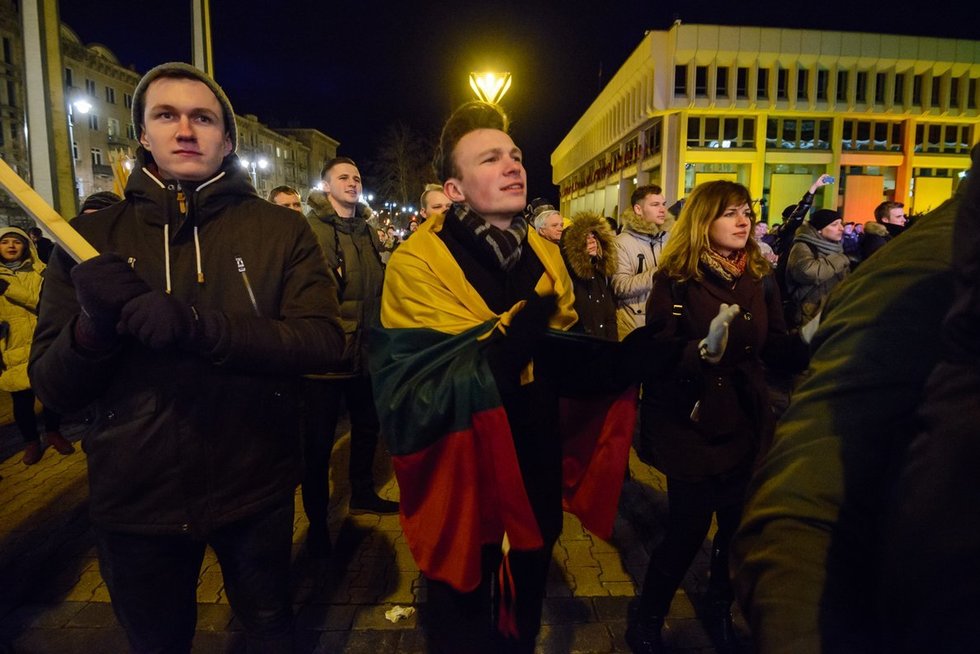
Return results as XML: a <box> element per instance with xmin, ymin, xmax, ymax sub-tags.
<box><xmin>639</xmin><ymin>267</ymin><xmax>808</xmax><ymax>481</ymax></box>
<box><xmin>29</xmin><ymin>150</ymin><xmax>345</xmax><ymax>535</ymax></box>
<box><xmin>305</xmin><ymin>191</ymin><xmax>384</xmax><ymax>378</ymax></box>
<box><xmin>560</xmin><ymin>212</ymin><xmax>618</xmax><ymax>341</ymax></box>
<box><xmin>731</xmin><ymin>193</ymin><xmax>960</xmax><ymax>654</ymax></box>
<box><xmin>859</xmin><ymin>220</ymin><xmax>905</xmax><ymax>261</ymax></box>
<box><xmin>785</xmin><ymin>224</ymin><xmax>850</xmax><ymax>326</ymax></box>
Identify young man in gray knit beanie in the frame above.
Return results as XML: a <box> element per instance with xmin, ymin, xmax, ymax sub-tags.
<box><xmin>30</xmin><ymin>62</ymin><xmax>344</xmax><ymax>653</ymax></box>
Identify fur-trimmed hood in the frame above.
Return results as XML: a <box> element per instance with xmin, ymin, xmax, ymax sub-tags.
<box><xmin>621</xmin><ymin>208</ymin><xmax>672</xmax><ymax>237</ymax></box>
<box><xmin>863</xmin><ymin>221</ymin><xmax>889</xmax><ymax>237</ymax></box>
<box><xmin>561</xmin><ymin>211</ymin><xmax>618</xmax><ymax>279</ymax></box>
<box><xmin>306</xmin><ymin>189</ymin><xmax>372</xmax><ymax>221</ymax></box>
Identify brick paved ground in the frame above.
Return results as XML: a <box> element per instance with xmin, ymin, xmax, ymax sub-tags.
<box><xmin>0</xmin><ymin>418</ymin><xmax>751</xmax><ymax>653</ymax></box>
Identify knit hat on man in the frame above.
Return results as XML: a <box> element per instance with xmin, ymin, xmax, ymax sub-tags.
<box><xmin>131</xmin><ymin>62</ymin><xmax>237</xmax><ymax>151</ymax></box>
<box><xmin>808</xmin><ymin>208</ymin><xmax>841</xmax><ymax>231</ymax></box>
<box><xmin>80</xmin><ymin>191</ymin><xmax>122</xmax><ymax>213</ymax></box>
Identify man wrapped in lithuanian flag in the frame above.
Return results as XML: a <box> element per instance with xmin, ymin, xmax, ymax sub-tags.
<box><xmin>368</xmin><ymin>101</ymin><xmax>663</xmax><ymax>653</ymax></box>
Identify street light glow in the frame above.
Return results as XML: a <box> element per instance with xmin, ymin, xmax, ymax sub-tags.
<box><xmin>72</xmin><ymin>99</ymin><xmax>92</xmax><ymax>114</ymax></box>
<box><xmin>469</xmin><ymin>72</ymin><xmax>512</xmax><ymax>104</ymax></box>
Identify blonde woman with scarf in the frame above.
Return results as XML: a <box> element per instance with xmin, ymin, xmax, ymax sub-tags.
<box><xmin>627</xmin><ymin>181</ymin><xmax>808</xmax><ymax>653</ymax></box>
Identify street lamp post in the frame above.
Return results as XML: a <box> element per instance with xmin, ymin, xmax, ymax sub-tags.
<box><xmin>240</xmin><ymin>156</ymin><xmax>268</xmax><ymax>191</ymax></box>
<box><xmin>469</xmin><ymin>72</ymin><xmax>512</xmax><ymax>104</ymax></box>
<box><xmin>67</xmin><ymin>96</ymin><xmax>94</xmax><ymax>204</ymax></box>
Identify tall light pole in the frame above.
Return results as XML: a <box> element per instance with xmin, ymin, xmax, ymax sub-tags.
<box><xmin>469</xmin><ymin>72</ymin><xmax>512</xmax><ymax>104</ymax></box>
<box><xmin>67</xmin><ymin>95</ymin><xmax>94</xmax><ymax>203</ymax></box>
<box><xmin>240</xmin><ymin>156</ymin><xmax>268</xmax><ymax>191</ymax></box>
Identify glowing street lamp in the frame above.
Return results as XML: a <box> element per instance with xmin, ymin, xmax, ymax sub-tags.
<box><xmin>469</xmin><ymin>72</ymin><xmax>512</xmax><ymax>105</ymax></box>
<box><xmin>240</xmin><ymin>156</ymin><xmax>268</xmax><ymax>189</ymax></box>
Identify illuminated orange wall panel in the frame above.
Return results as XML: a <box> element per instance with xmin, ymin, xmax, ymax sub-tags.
<box><xmin>843</xmin><ymin>175</ymin><xmax>884</xmax><ymax>224</ymax></box>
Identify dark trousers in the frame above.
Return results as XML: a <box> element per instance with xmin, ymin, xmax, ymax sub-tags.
<box><xmin>301</xmin><ymin>376</ymin><xmax>381</xmax><ymax>527</ymax></box>
<box><xmin>11</xmin><ymin>389</ymin><xmax>61</xmax><ymax>444</ymax></box>
<box><xmin>423</xmin><ymin>543</ymin><xmax>556</xmax><ymax>654</ymax></box>
<box><xmin>638</xmin><ymin>466</ymin><xmax>752</xmax><ymax>615</ymax></box>
<box><xmin>94</xmin><ymin>499</ymin><xmax>294</xmax><ymax>654</ymax></box>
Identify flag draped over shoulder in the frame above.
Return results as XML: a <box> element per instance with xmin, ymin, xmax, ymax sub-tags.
<box><xmin>370</xmin><ymin>212</ymin><xmax>636</xmax><ymax>592</ymax></box>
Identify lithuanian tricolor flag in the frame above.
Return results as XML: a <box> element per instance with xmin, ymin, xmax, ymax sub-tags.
<box><xmin>371</xmin><ymin>213</ymin><xmax>636</xmax><ymax>593</ymax></box>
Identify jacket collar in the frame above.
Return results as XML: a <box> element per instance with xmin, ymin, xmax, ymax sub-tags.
<box><xmin>125</xmin><ymin>148</ymin><xmax>256</xmax><ymax>228</ymax></box>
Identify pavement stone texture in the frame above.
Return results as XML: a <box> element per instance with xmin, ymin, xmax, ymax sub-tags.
<box><xmin>0</xmin><ymin>419</ymin><xmax>752</xmax><ymax>653</ymax></box>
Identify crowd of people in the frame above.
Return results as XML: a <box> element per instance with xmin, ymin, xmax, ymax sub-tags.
<box><xmin>2</xmin><ymin>61</ymin><xmax>975</xmax><ymax>654</ymax></box>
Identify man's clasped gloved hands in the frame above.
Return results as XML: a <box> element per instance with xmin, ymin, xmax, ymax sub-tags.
<box><xmin>70</xmin><ymin>253</ymin><xmax>202</xmax><ymax>351</ymax></box>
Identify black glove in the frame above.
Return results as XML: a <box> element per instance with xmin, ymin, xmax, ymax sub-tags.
<box><xmin>507</xmin><ymin>293</ymin><xmax>558</xmax><ymax>342</ymax></box>
<box><xmin>70</xmin><ymin>253</ymin><xmax>151</xmax><ymax>351</ymax></box>
<box><xmin>118</xmin><ymin>291</ymin><xmax>200</xmax><ymax>350</ymax></box>
<box><xmin>486</xmin><ymin>294</ymin><xmax>558</xmax><ymax>390</ymax></box>
<box><xmin>0</xmin><ymin>277</ymin><xmax>9</xmax><ymax>295</ymax></box>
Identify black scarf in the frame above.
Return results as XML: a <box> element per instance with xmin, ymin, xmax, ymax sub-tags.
<box><xmin>455</xmin><ymin>203</ymin><xmax>528</xmax><ymax>271</ymax></box>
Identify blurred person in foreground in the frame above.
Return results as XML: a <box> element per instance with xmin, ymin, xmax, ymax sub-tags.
<box><xmin>732</xmin><ymin>146</ymin><xmax>977</xmax><ymax>653</ymax></box>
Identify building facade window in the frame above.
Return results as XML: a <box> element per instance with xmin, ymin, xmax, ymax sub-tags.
<box><xmin>777</xmin><ymin>68</ymin><xmax>788</xmax><ymax>100</ymax></box>
<box><xmin>107</xmin><ymin>118</ymin><xmax>120</xmax><ymax>137</ymax></box>
<box><xmin>674</xmin><ymin>65</ymin><xmax>687</xmax><ymax>96</ymax></box>
<box><xmin>736</xmin><ymin>67</ymin><xmax>749</xmax><ymax>99</ymax></box>
<box><xmin>950</xmin><ymin>77</ymin><xmax>960</xmax><ymax>107</ymax></box>
<box><xmin>875</xmin><ymin>72</ymin><xmax>887</xmax><ymax>104</ymax></box>
<box><xmin>766</xmin><ymin>117</ymin><xmax>832</xmax><ymax>150</ymax></box>
<box><xmin>85</xmin><ymin>79</ymin><xmax>96</xmax><ymax>95</ymax></box>
<box><xmin>65</xmin><ymin>67</ymin><xmax>73</xmax><ymax>87</ymax></box>
<box><xmin>816</xmin><ymin>69</ymin><xmax>829</xmax><ymax>101</ymax></box>
<box><xmin>930</xmin><ymin>75</ymin><xmax>941</xmax><ymax>107</ymax></box>
<box><xmin>757</xmin><ymin>68</ymin><xmax>769</xmax><ymax>100</ymax></box>
<box><xmin>856</xmin><ymin>71</ymin><xmax>868</xmax><ymax>103</ymax></box>
<box><xmin>127</xmin><ymin>123</ymin><xmax>137</xmax><ymax>139</ymax></box>
<box><xmin>695</xmin><ymin>66</ymin><xmax>708</xmax><ymax>97</ymax></box>
<box><xmin>72</xmin><ymin>141</ymin><xmax>78</xmax><ymax>161</ymax></box>
<box><xmin>2</xmin><ymin>37</ymin><xmax>11</xmax><ymax>64</ymax></box>
<box><xmin>841</xmin><ymin>119</ymin><xmax>903</xmax><ymax>151</ymax></box>
<box><xmin>912</xmin><ymin>75</ymin><xmax>923</xmax><ymax>105</ymax></box>
<box><xmin>716</xmin><ymin>67</ymin><xmax>728</xmax><ymax>97</ymax></box>
<box><xmin>796</xmin><ymin>68</ymin><xmax>808</xmax><ymax>101</ymax></box>
<box><xmin>88</xmin><ymin>114</ymin><xmax>99</xmax><ymax>131</ymax></box>
<box><xmin>836</xmin><ymin>70</ymin><xmax>849</xmax><ymax>102</ymax></box>
<box><xmin>91</xmin><ymin>148</ymin><xmax>103</xmax><ymax>166</ymax></box>
<box><xmin>914</xmin><ymin>123</ymin><xmax>974</xmax><ymax>153</ymax></box>
<box><xmin>894</xmin><ymin>73</ymin><xmax>906</xmax><ymax>104</ymax></box>
<box><xmin>105</xmin><ymin>86</ymin><xmax>116</xmax><ymax>104</ymax></box>
<box><xmin>970</xmin><ymin>79</ymin><xmax>978</xmax><ymax>109</ymax></box>
<box><xmin>687</xmin><ymin>115</ymin><xmax>755</xmax><ymax>149</ymax></box>
<box><xmin>124</xmin><ymin>92</ymin><xmax>133</xmax><ymax>108</ymax></box>
<box><xmin>644</xmin><ymin>120</ymin><xmax>662</xmax><ymax>156</ymax></box>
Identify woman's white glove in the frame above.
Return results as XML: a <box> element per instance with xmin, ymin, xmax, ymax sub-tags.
<box><xmin>800</xmin><ymin>311</ymin><xmax>821</xmax><ymax>345</ymax></box>
<box><xmin>699</xmin><ymin>303</ymin><xmax>741</xmax><ymax>363</ymax></box>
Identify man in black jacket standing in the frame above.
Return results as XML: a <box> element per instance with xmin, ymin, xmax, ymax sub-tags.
<box><xmin>29</xmin><ymin>62</ymin><xmax>344</xmax><ymax>653</ymax></box>
<box><xmin>301</xmin><ymin>157</ymin><xmax>397</xmax><ymax>558</ymax></box>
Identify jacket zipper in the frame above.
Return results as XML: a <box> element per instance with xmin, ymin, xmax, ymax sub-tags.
<box><xmin>234</xmin><ymin>256</ymin><xmax>261</xmax><ymax>316</ymax></box>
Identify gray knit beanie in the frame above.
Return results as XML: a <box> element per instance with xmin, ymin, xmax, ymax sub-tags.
<box><xmin>132</xmin><ymin>62</ymin><xmax>237</xmax><ymax>151</ymax></box>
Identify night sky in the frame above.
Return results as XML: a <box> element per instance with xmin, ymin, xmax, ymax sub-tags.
<box><xmin>60</xmin><ymin>1</ymin><xmax>979</xmax><ymax>201</ymax></box>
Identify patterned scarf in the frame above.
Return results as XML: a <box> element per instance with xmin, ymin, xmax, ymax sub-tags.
<box><xmin>701</xmin><ymin>248</ymin><xmax>747</xmax><ymax>282</ymax></box>
<box><xmin>456</xmin><ymin>203</ymin><xmax>528</xmax><ymax>272</ymax></box>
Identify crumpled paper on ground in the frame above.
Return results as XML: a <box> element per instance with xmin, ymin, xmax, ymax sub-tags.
<box><xmin>384</xmin><ymin>605</ymin><xmax>416</xmax><ymax>623</ymax></box>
